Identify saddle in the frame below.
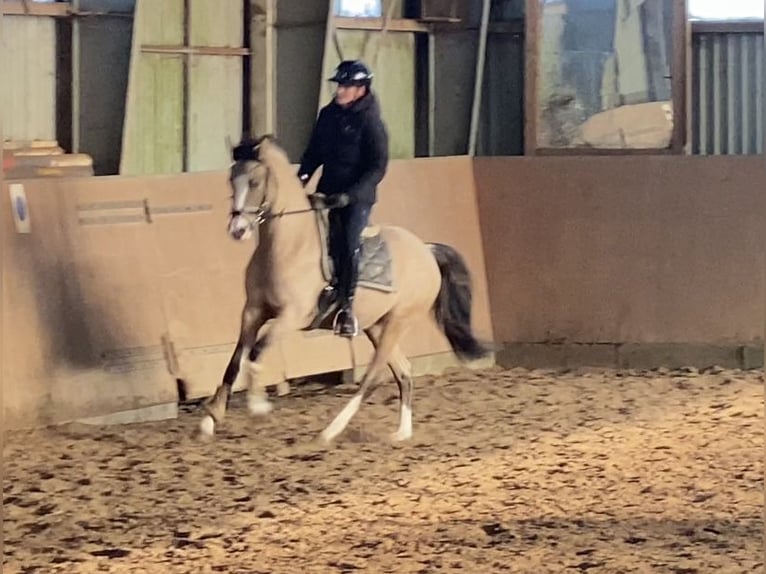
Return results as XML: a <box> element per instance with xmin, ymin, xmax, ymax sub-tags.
<box><xmin>307</xmin><ymin>209</ymin><xmax>395</xmax><ymax>331</ymax></box>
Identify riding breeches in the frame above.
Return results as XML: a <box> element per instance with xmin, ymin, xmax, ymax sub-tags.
<box><xmin>328</xmin><ymin>203</ymin><xmax>371</xmax><ymax>302</ymax></box>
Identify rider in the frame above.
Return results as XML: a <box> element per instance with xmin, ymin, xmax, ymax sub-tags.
<box><xmin>298</xmin><ymin>60</ymin><xmax>389</xmax><ymax>337</ymax></box>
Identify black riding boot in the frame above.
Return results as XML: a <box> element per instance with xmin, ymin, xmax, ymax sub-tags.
<box><xmin>317</xmin><ymin>227</ymin><xmax>343</xmax><ymax>321</ymax></box>
<box><xmin>334</xmin><ymin>249</ymin><xmax>361</xmax><ymax>337</ymax></box>
<box><xmin>335</xmin><ymin>297</ymin><xmax>358</xmax><ymax>337</ymax></box>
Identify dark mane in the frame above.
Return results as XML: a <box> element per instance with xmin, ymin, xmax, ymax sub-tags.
<box><xmin>231</xmin><ymin>134</ymin><xmax>279</xmax><ymax>162</ymax></box>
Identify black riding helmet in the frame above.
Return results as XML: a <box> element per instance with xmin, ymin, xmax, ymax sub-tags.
<box><xmin>328</xmin><ymin>60</ymin><xmax>373</xmax><ymax>87</ymax></box>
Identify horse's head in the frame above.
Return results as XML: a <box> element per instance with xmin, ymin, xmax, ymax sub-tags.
<box><xmin>227</xmin><ymin>135</ymin><xmax>275</xmax><ymax>241</ymax></box>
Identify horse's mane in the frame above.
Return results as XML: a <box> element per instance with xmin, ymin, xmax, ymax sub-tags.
<box><xmin>231</xmin><ymin>134</ymin><xmax>299</xmax><ymax>191</ymax></box>
<box><xmin>232</xmin><ymin>134</ymin><xmax>283</xmax><ymax>162</ymax></box>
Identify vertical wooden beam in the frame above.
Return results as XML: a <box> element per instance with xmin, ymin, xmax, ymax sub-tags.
<box><xmin>71</xmin><ymin>0</ymin><xmax>81</xmax><ymax>152</ymax></box>
<box><xmin>319</xmin><ymin>0</ymin><xmax>340</xmax><ymax>113</ymax></box>
<box><xmin>468</xmin><ymin>0</ymin><xmax>490</xmax><ymax>156</ymax></box>
<box><xmin>523</xmin><ymin>0</ymin><xmax>539</xmax><ymax>155</ymax></box>
<box><xmin>427</xmin><ymin>30</ymin><xmax>436</xmax><ymax>156</ymax></box>
<box><xmin>671</xmin><ymin>0</ymin><xmax>688</xmax><ymax>154</ymax></box>
<box><xmin>250</xmin><ymin>0</ymin><xmax>275</xmax><ymax>136</ymax></box>
<box><xmin>242</xmin><ymin>0</ymin><xmax>251</xmax><ymax>136</ymax></box>
<box><xmin>182</xmin><ymin>0</ymin><xmax>190</xmax><ymax>170</ymax></box>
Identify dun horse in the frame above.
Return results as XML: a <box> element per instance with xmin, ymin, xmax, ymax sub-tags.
<box><xmin>200</xmin><ymin>135</ymin><xmax>489</xmax><ymax>443</ymax></box>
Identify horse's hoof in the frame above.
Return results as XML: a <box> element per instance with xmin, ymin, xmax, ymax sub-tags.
<box><xmin>318</xmin><ymin>429</ymin><xmax>334</xmax><ymax>445</ymax></box>
<box><xmin>390</xmin><ymin>430</ymin><xmax>412</xmax><ymax>442</ymax></box>
<box><xmin>247</xmin><ymin>395</ymin><xmax>274</xmax><ymax>416</ymax></box>
<box><xmin>199</xmin><ymin>415</ymin><xmax>216</xmax><ymax>438</ymax></box>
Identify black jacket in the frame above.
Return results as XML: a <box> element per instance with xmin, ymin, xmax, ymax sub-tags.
<box><xmin>298</xmin><ymin>91</ymin><xmax>389</xmax><ymax>205</ymax></box>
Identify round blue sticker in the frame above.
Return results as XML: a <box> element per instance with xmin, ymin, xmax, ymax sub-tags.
<box><xmin>15</xmin><ymin>196</ymin><xmax>27</xmax><ymax>221</ymax></box>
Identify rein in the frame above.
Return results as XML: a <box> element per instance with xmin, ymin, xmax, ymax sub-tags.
<box><xmin>231</xmin><ymin>204</ymin><xmax>318</xmax><ymax>226</ymax></box>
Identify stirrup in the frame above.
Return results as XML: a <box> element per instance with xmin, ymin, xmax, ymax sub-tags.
<box><xmin>333</xmin><ymin>309</ymin><xmax>359</xmax><ymax>338</ymax></box>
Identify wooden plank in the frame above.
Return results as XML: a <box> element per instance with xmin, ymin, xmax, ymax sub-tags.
<box><xmin>691</xmin><ymin>20</ymin><xmax>764</xmax><ymax>34</ymax></box>
<box><xmin>3</xmin><ymin>140</ymin><xmax>59</xmax><ymax>149</ymax></box>
<box><xmin>187</xmin><ymin>55</ymin><xmax>242</xmax><ymax>171</ymax></box>
<box><xmin>189</xmin><ymin>0</ymin><xmax>242</xmax><ymax>47</ymax></box>
<box><xmin>141</xmin><ymin>45</ymin><xmax>249</xmax><ymax>56</ymax></box>
<box><xmin>6</xmin><ymin>146</ymin><xmax>64</xmax><ymax>156</ymax></box>
<box><xmin>335</xmin><ymin>16</ymin><xmax>429</xmax><ymax>32</ymax></box>
<box><xmin>534</xmin><ymin>147</ymin><xmax>675</xmax><ymax>156</ymax></box>
<box><xmin>1</xmin><ymin>15</ymin><xmax>56</xmax><ymax>141</ymax></box>
<box><xmin>3</xmin><ymin>0</ymin><xmax>71</xmax><ymax>17</ymax></box>
<box><xmin>185</xmin><ymin>0</ymin><xmax>243</xmax><ymax>171</ymax></box>
<box><xmin>671</xmin><ymin>0</ymin><xmax>687</xmax><ymax>154</ymax></box>
<box><xmin>128</xmin><ymin>55</ymin><xmax>184</xmax><ymax>174</ymax></box>
<box><xmin>4</xmin><ymin>165</ymin><xmax>94</xmax><ymax>179</ymax></box>
<box><xmin>3</xmin><ymin>153</ymin><xmax>92</xmax><ymax>168</ymax></box>
<box><xmin>120</xmin><ymin>0</ymin><xmax>185</xmax><ymax>174</ymax></box>
<box><xmin>523</xmin><ymin>0</ymin><xmax>539</xmax><ymax>155</ymax></box>
<box><xmin>251</xmin><ymin>0</ymin><xmax>276</xmax><ymax>135</ymax></box>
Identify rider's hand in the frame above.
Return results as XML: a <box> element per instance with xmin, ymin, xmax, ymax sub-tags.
<box><xmin>324</xmin><ymin>193</ymin><xmax>350</xmax><ymax>209</ymax></box>
<box><xmin>309</xmin><ymin>193</ymin><xmax>350</xmax><ymax>210</ymax></box>
<box><xmin>308</xmin><ymin>192</ymin><xmax>327</xmax><ymax>209</ymax></box>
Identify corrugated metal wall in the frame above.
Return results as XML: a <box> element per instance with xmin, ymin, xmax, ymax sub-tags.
<box><xmin>691</xmin><ymin>30</ymin><xmax>763</xmax><ymax>155</ymax></box>
<box><xmin>1</xmin><ymin>16</ymin><xmax>57</xmax><ymax>142</ymax></box>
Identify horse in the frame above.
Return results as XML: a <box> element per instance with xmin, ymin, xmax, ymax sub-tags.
<box><xmin>199</xmin><ymin>134</ymin><xmax>490</xmax><ymax>443</ymax></box>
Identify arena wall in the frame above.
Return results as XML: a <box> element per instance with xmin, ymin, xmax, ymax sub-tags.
<box><xmin>2</xmin><ymin>156</ymin><xmax>494</xmax><ymax>429</ymax></box>
<box><xmin>5</xmin><ymin>153</ymin><xmax>764</xmax><ymax>428</ymax></box>
<box><xmin>473</xmin><ymin>155</ymin><xmax>766</xmax><ymax>369</ymax></box>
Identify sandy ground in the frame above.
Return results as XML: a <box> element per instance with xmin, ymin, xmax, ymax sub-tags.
<box><xmin>3</xmin><ymin>366</ymin><xmax>763</xmax><ymax>574</ymax></box>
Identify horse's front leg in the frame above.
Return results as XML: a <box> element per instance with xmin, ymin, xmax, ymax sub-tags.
<box><xmin>243</xmin><ymin>308</ymin><xmax>303</xmax><ymax>417</ymax></box>
<box><xmin>200</xmin><ymin>303</ymin><xmax>268</xmax><ymax>437</ymax></box>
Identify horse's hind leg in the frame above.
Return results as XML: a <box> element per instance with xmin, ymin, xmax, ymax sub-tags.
<box><xmin>319</xmin><ymin>317</ymin><xmax>407</xmax><ymax>443</ymax></box>
<box><xmin>366</xmin><ymin>324</ymin><xmax>414</xmax><ymax>442</ymax></box>
<box><xmin>388</xmin><ymin>348</ymin><xmax>414</xmax><ymax>442</ymax></box>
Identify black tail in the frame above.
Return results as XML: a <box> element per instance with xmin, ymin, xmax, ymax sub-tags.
<box><xmin>430</xmin><ymin>243</ymin><xmax>491</xmax><ymax>362</ymax></box>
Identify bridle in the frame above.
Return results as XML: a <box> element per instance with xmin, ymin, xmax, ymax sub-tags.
<box><xmin>230</xmin><ymin>159</ymin><xmax>317</xmax><ymax>230</ymax></box>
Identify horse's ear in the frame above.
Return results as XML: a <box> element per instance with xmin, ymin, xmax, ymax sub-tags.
<box><xmin>256</xmin><ymin>134</ymin><xmax>276</xmax><ymax>156</ymax></box>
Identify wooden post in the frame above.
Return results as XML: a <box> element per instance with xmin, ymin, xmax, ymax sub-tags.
<box><xmin>467</xmin><ymin>0</ymin><xmax>490</xmax><ymax>156</ymax></box>
<box><xmin>319</xmin><ymin>0</ymin><xmax>341</xmax><ymax>113</ymax></box>
<box><xmin>251</xmin><ymin>0</ymin><xmax>276</xmax><ymax>136</ymax></box>
<box><xmin>71</xmin><ymin>0</ymin><xmax>80</xmax><ymax>153</ymax></box>
<box><xmin>523</xmin><ymin>0</ymin><xmax>539</xmax><ymax>155</ymax></box>
<box><xmin>671</xmin><ymin>0</ymin><xmax>688</xmax><ymax>154</ymax></box>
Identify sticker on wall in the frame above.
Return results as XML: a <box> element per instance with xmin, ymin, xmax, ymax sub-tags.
<box><xmin>9</xmin><ymin>183</ymin><xmax>31</xmax><ymax>234</ymax></box>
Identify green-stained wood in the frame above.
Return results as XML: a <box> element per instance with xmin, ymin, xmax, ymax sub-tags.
<box><xmin>121</xmin><ymin>0</ymin><xmax>244</xmax><ymax>174</ymax></box>
<box><xmin>1</xmin><ymin>16</ymin><xmax>56</xmax><ymax>141</ymax></box>
<box><xmin>120</xmin><ymin>0</ymin><xmax>185</xmax><ymax>174</ymax></box>
<box><xmin>320</xmin><ymin>29</ymin><xmax>416</xmax><ymax>159</ymax></box>
<box><xmin>187</xmin><ymin>55</ymin><xmax>243</xmax><ymax>171</ymax></box>
<box><xmin>190</xmin><ymin>0</ymin><xmax>243</xmax><ymax>47</ymax></box>
<box><xmin>186</xmin><ymin>0</ymin><xmax>244</xmax><ymax>171</ymax></box>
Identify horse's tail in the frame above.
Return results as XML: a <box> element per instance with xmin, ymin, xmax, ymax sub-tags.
<box><xmin>430</xmin><ymin>242</ymin><xmax>492</xmax><ymax>362</ymax></box>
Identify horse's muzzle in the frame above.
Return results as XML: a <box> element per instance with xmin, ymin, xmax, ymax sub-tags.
<box><xmin>228</xmin><ymin>215</ymin><xmax>252</xmax><ymax>241</ymax></box>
